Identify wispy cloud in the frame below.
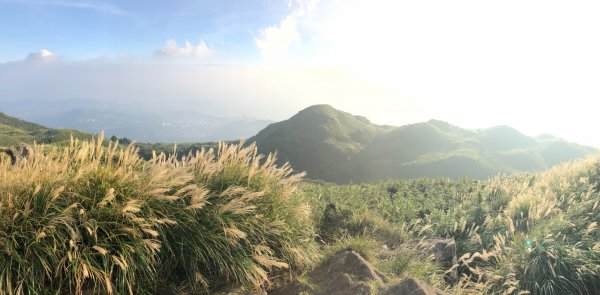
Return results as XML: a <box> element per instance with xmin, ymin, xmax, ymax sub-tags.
<box><xmin>25</xmin><ymin>49</ymin><xmax>59</xmax><ymax>62</ymax></box>
<box><xmin>156</xmin><ymin>40</ymin><xmax>214</xmax><ymax>59</ymax></box>
<box><xmin>0</xmin><ymin>0</ymin><xmax>128</xmax><ymax>15</ymax></box>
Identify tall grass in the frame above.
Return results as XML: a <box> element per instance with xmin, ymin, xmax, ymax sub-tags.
<box><xmin>450</xmin><ymin>156</ymin><xmax>600</xmax><ymax>294</ymax></box>
<box><xmin>0</xmin><ymin>137</ymin><xmax>319</xmax><ymax>294</ymax></box>
<box><xmin>158</xmin><ymin>142</ymin><xmax>320</xmax><ymax>290</ymax></box>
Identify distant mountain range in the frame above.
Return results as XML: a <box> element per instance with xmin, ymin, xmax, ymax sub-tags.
<box><xmin>2</xmin><ymin>104</ymin><xmax>596</xmax><ymax>183</ymax></box>
<box><xmin>250</xmin><ymin>105</ymin><xmax>597</xmax><ymax>182</ymax></box>
<box><xmin>0</xmin><ymin>99</ymin><xmax>272</xmax><ymax>143</ymax></box>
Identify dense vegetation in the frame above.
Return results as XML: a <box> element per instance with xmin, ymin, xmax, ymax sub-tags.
<box><xmin>251</xmin><ymin>105</ymin><xmax>595</xmax><ymax>183</ymax></box>
<box><xmin>0</xmin><ymin>137</ymin><xmax>318</xmax><ymax>294</ymax></box>
<box><xmin>304</xmin><ymin>156</ymin><xmax>600</xmax><ymax>294</ymax></box>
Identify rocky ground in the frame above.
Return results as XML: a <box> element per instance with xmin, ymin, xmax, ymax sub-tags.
<box><xmin>211</xmin><ymin>238</ymin><xmax>456</xmax><ymax>295</ymax></box>
<box><xmin>269</xmin><ymin>250</ymin><xmax>447</xmax><ymax>295</ymax></box>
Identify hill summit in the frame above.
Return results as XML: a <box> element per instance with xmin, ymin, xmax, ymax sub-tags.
<box><xmin>250</xmin><ymin>105</ymin><xmax>596</xmax><ymax>183</ymax></box>
<box><xmin>250</xmin><ymin>105</ymin><xmax>392</xmax><ymax>182</ymax></box>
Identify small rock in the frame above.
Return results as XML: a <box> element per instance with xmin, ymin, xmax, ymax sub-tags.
<box><xmin>309</xmin><ymin>250</ymin><xmax>388</xmax><ymax>285</ymax></box>
<box><xmin>415</xmin><ymin>239</ymin><xmax>457</xmax><ymax>283</ymax></box>
<box><xmin>415</xmin><ymin>239</ymin><xmax>456</xmax><ymax>266</ymax></box>
<box><xmin>383</xmin><ymin>278</ymin><xmax>446</xmax><ymax>295</ymax></box>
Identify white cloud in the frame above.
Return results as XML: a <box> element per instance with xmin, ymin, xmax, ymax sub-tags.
<box><xmin>255</xmin><ymin>16</ymin><xmax>301</xmax><ymax>58</ymax></box>
<box><xmin>156</xmin><ymin>40</ymin><xmax>214</xmax><ymax>59</ymax></box>
<box><xmin>25</xmin><ymin>49</ymin><xmax>58</xmax><ymax>62</ymax></box>
<box><xmin>255</xmin><ymin>0</ymin><xmax>320</xmax><ymax>58</ymax></box>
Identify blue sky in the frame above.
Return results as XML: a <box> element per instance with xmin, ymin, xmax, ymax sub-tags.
<box><xmin>1</xmin><ymin>0</ymin><xmax>600</xmax><ymax>146</ymax></box>
<box><xmin>0</xmin><ymin>0</ymin><xmax>291</xmax><ymax>61</ymax></box>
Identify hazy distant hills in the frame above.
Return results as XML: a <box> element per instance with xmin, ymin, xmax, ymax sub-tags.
<box><xmin>0</xmin><ymin>111</ymin><xmax>92</xmax><ymax>146</ymax></box>
<box><xmin>0</xmin><ymin>111</ymin><xmax>218</xmax><ymax>158</ymax></box>
<box><xmin>1</xmin><ymin>99</ymin><xmax>272</xmax><ymax>143</ymax></box>
<box><xmin>250</xmin><ymin>105</ymin><xmax>597</xmax><ymax>183</ymax></box>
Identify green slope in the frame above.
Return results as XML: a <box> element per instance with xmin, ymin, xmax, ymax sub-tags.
<box><xmin>0</xmin><ymin>111</ymin><xmax>94</xmax><ymax>146</ymax></box>
<box><xmin>250</xmin><ymin>105</ymin><xmax>597</xmax><ymax>183</ymax></box>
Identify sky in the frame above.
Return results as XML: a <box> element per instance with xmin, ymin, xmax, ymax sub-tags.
<box><xmin>1</xmin><ymin>0</ymin><xmax>600</xmax><ymax>146</ymax></box>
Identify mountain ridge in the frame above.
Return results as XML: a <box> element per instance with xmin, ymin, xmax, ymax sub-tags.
<box><xmin>250</xmin><ymin>104</ymin><xmax>596</xmax><ymax>183</ymax></box>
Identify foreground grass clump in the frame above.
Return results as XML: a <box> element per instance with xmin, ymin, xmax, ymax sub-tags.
<box><xmin>159</xmin><ymin>142</ymin><xmax>320</xmax><ymax>290</ymax></box>
<box><xmin>0</xmin><ymin>137</ymin><xmax>185</xmax><ymax>294</ymax></box>
<box><xmin>0</xmin><ymin>137</ymin><xmax>319</xmax><ymax>294</ymax></box>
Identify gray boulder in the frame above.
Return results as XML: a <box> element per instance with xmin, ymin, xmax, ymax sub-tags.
<box><xmin>270</xmin><ymin>251</ymin><xmax>448</xmax><ymax>295</ymax></box>
<box><xmin>415</xmin><ymin>239</ymin><xmax>457</xmax><ymax>266</ymax></box>
<box><xmin>2</xmin><ymin>143</ymin><xmax>32</xmax><ymax>165</ymax></box>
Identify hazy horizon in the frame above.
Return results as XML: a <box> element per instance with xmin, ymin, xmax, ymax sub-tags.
<box><xmin>2</xmin><ymin>0</ymin><xmax>600</xmax><ymax>146</ymax></box>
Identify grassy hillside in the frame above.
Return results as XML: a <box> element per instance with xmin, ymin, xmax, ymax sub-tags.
<box><xmin>0</xmin><ymin>111</ymin><xmax>93</xmax><ymax>146</ymax></box>
<box><xmin>250</xmin><ymin>105</ymin><xmax>596</xmax><ymax>183</ymax></box>
<box><xmin>304</xmin><ymin>155</ymin><xmax>600</xmax><ymax>294</ymax></box>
